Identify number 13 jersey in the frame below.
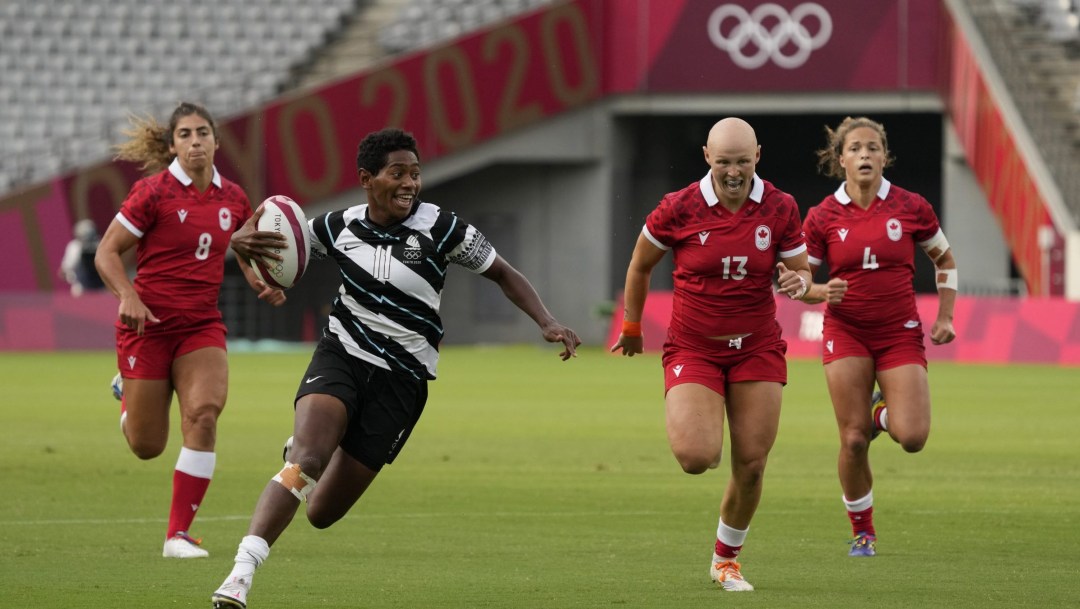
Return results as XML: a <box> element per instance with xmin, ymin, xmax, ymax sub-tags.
<box><xmin>644</xmin><ymin>173</ymin><xmax>806</xmax><ymax>337</ymax></box>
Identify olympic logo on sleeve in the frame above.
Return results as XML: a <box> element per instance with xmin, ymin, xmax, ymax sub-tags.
<box><xmin>707</xmin><ymin>2</ymin><xmax>833</xmax><ymax>70</ymax></box>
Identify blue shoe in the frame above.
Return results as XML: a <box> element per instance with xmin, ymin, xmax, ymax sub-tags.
<box><xmin>111</xmin><ymin>373</ymin><xmax>123</xmax><ymax>401</ymax></box>
<box><xmin>849</xmin><ymin>533</ymin><xmax>877</xmax><ymax>557</ymax></box>
<box><xmin>870</xmin><ymin>390</ymin><xmax>885</xmax><ymax>440</ymax></box>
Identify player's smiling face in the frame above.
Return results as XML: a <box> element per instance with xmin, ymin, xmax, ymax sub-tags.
<box><xmin>169</xmin><ymin>114</ymin><xmax>218</xmax><ymax>175</ymax></box>
<box><xmin>839</xmin><ymin>127</ymin><xmax>886</xmax><ymax>188</ymax></box>
<box><xmin>362</xmin><ymin>150</ymin><xmax>421</xmax><ymax>226</ymax></box>
<box><xmin>704</xmin><ymin>139</ymin><xmax>759</xmax><ymax>206</ymax></box>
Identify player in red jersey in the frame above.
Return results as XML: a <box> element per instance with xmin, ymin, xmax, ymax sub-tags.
<box><xmin>95</xmin><ymin>102</ymin><xmax>286</xmax><ymax>559</ymax></box>
<box><xmin>799</xmin><ymin>116</ymin><xmax>957</xmax><ymax>557</ymax></box>
<box><xmin>611</xmin><ymin>118</ymin><xmax>812</xmax><ymax>592</ymax></box>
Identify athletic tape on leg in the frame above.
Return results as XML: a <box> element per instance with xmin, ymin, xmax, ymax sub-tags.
<box><xmin>272</xmin><ymin>462</ymin><xmax>317</xmax><ymax>501</ymax></box>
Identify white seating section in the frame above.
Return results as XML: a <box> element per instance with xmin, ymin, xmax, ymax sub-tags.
<box><xmin>378</xmin><ymin>0</ymin><xmax>553</xmax><ymax>53</ymax></box>
<box><xmin>0</xmin><ymin>0</ymin><xmax>358</xmax><ymax>195</ymax></box>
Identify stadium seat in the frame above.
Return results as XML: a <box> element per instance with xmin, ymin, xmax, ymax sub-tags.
<box><xmin>0</xmin><ymin>0</ymin><xmax>368</xmax><ymax>196</ymax></box>
<box><xmin>378</xmin><ymin>0</ymin><xmax>554</xmax><ymax>54</ymax></box>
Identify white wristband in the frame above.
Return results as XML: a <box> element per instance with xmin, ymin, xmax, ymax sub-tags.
<box><xmin>937</xmin><ymin>268</ymin><xmax>958</xmax><ymax>291</ymax></box>
<box><xmin>789</xmin><ymin>274</ymin><xmax>808</xmax><ymax>300</ymax></box>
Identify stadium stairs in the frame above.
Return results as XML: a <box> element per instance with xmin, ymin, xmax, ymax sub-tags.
<box><xmin>966</xmin><ymin>0</ymin><xmax>1080</xmax><ymax>225</ymax></box>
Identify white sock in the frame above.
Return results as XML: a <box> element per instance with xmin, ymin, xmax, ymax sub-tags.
<box><xmin>843</xmin><ymin>491</ymin><xmax>873</xmax><ymax>513</ymax></box>
<box><xmin>176</xmin><ymin>447</ymin><xmax>216</xmax><ymax>478</ymax></box>
<box><xmin>714</xmin><ymin>519</ymin><xmax>748</xmax><ymax>562</ymax></box>
<box><xmin>228</xmin><ymin>535</ymin><xmax>270</xmax><ymax>579</ymax></box>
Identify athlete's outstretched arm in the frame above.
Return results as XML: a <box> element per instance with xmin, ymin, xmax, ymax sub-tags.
<box><xmin>481</xmin><ymin>255</ymin><xmax>580</xmax><ymax>360</ymax></box>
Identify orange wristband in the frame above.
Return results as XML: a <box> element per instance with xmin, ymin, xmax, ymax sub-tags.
<box><xmin>621</xmin><ymin>320</ymin><xmax>642</xmax><ymax>337</ymax></box>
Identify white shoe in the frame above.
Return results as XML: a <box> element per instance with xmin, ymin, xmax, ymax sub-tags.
<box><xmin>212</xmin><ymin>575</ymin><xmax>252</xmax><ymax>609</ymax></box>
<box><xmin>162</xmin><ymin>532</ymin><xmax>209</xmax><ymax>558</ymax></box>
<box><xmin>282</xmin><ymin>435</ymin><xmax>293</xmax><ymax>463</ymax></box>
<box><xmin>710</xmin><ymin>559</ymin><xmax>754</xmax><ymax>591</ymax></box>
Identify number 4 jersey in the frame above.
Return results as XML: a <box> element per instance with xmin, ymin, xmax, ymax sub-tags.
<box><xmin>803</xmin><ymin>178</ymin><xmax>943</xmax><ymax>328</ymax></box>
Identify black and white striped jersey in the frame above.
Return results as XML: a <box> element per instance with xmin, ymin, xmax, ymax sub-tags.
<box><xmin>308</xmin><ymin>201</ymin><xmax>497</xmax><ymax>380</ymax></box>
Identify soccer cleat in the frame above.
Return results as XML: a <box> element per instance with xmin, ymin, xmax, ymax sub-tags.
<box><xmin>211</xmin><ymin>575</ymin><xmax>252</xmax><ymax>609</ymax></box>
<box><xmin>848</xmin><ymin>533</ymin><xmax>877</xmax><ymax>557</ymax></box>
<box><xmin>282</xmin><ymin>435</ymin><xmax>293</xmax><ymax>463</ymax></box>
<box><xmin>162</xmin><ymin>531</ymin><xmax>209</xmax><ymax>558</ymax></box>
<box><xmin>710</xmin><ymin>559</ymin><xmax>754</xmax><ymax>591</ymax></box>
<box><xmin>111</xmin><ymin>373</ymin><xmax>123</xmax><ymax>401</ymax></box>
<box><xmin>870</xmin><ymin>390</ymin><xmax>886</xmax><ymax>440</ymax></box>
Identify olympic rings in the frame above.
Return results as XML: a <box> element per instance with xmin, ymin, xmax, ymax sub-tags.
<box><xmin>707</xmin><ymin>2</ymin><xmax>833</xmax><ymax>70</ymax></box>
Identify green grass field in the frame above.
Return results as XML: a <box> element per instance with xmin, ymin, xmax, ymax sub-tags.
<box><xmin>1</xmin><ymin>346</ymin><xmax>1077</xmax><ymax>608</ymax></box>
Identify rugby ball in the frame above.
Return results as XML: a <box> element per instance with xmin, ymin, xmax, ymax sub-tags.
<box><xmin>250</xmin><ymin>195</ymin><xmax>311</xmax><ymax>290</ymax></box>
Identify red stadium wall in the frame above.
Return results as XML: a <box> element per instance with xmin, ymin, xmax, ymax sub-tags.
<box><xmin>4</xmin><ymin>0</ymin><xmax>944</xmax><ymax>292</ymax></box>
<box><xmin>5</xmin><ymin>291</ymin><xmax>1079</xmax><ymax>365</ymax></box>
<box><xmin>943</xmin><ymin>12</ymin><xmax>1065</xmax><ymax>296</ymax></box>
<box><xmin>605</xmin><ymin>293</ymin><xmax>1080</xmax><ymax>366</ymax></box>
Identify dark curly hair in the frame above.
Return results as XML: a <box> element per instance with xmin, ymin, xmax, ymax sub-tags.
<box><xmin>356</xmin><ymin>128</ymin><xmax>420</xmax><ymax>174</ymax></box>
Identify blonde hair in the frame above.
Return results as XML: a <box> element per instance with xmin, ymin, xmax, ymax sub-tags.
<box><xmin>113</xmin><ymin>102</ymin><xmax>217</xmax><ymax>174</ymax></box>
<box><xmin>815</xmin><ymin>116</ymin><xmax>894</xmax><ymax>180</ymax></box>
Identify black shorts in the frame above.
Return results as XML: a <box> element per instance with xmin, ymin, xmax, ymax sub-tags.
<box><xmin>295</xmin><ymin>335</ymin><xmax>428</xmax><ymax>472</ymax></box>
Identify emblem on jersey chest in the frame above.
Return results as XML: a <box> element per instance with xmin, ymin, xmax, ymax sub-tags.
<box><xmin>838</xmin><ymin>228</ymin><xmax>849</xmax><ymax>241</ymax></box>
<box><xmin>698</xmin><ymin>231</ymin><xmax>710</xmax><ymax>245</ymax></box>
<box><xmin>219</xmin><ymin>208</ymin><xmax>232</xmax><ymax>231</ymax></box>
<box><xmin>886</xmin><ymin>218</ymin><xmax>902</xmax><ymax>242</ymax></box>
<box><xmin>403</xmin><ymin>235</ymin><xmax>423</xmax><ymax>263</ymax></box>
<box><xmin>754</xmin><ymin>225</ymin><xmax>771</xmax><ymax>251</ymax></box>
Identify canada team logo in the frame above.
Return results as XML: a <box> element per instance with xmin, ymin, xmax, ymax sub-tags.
<box><xmin>886</xmin><ymin>218</ymin><xmax>903</xmax><ymax>241</ymax></box>
<box><xmin>707</xmin><ymin>2</ymin><xmax>833</xmax><ymax>70</ymax></box>
<box><xmin>754</xmin><ymin>225</ymin><xmax>771</xmax><ymax>250</ymax></box>
<box><xmin>219</xmin><ymin>208</ymin><xmax>232</xmax><ymax>231</ymax></box>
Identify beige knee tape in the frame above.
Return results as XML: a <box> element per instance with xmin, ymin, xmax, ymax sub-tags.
<box><xmin>273</xmin><ymin>462</ymin><xmax>317</xmax><ymax>501</ymax></box>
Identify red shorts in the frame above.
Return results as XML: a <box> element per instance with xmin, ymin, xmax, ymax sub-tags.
<box><xmin>661</xmin><ymin>321</ymin><xmax>788</xmax><ymax>397</ymax></box>
<box><xmin>115</xmin><ymin>309</ymin><xmax>227</xmax><ymax>380</ymax></box>
<box><xmin>821</xmin><ymin>315</ymin><xmax>926</xmax><ymax>370</ymax></box>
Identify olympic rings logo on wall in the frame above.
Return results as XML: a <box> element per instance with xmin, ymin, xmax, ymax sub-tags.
<box><xmin>707</xmin><ymin>3</ymin><xmax>833</xmax><ymax>70</ymax></box>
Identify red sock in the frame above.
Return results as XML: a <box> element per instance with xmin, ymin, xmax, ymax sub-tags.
<box><xmin>168</xmin><ymin>470</ymin><xmax>211</xmax><ymax>538</ymax></box>
<box><xmin>714</xmin><ymin>539</ymin><xmax>742</xmax><ymax>560</ymax></box>
<box><xmin>848</xmin><ymin>506</ymin><xmax>876</xmax><ymax>537</ymax></box>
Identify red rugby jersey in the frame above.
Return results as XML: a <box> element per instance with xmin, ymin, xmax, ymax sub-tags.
<box><xmin>644</xmin><ymin>173</ymin><xmax>806</xmax><ymax>337</ymax></box>
<box><xmin>115</xmin><ymin>160</ymin><xmax>252</xmax><ymax>311</ymax></box>
<box><xmin>803</xmin><ymin>178</ymin><xmax>942</xmax><ymax>328</ymax></box>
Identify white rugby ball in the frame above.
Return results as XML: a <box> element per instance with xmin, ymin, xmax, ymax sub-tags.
<box><xmin>250</xmin><ymin>195</ymin><xmax>311</xmax><ymax>290</ymax></box>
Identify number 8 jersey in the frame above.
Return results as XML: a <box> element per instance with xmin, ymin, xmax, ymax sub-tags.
<box><xmin>115</xmin><ymin>159</ymin><xmax>253</xmax><ymax>311</ymax></box>
<box><xmin>803</xmin><ymin>178</ymin><xmax>943</xmax><ymax>328</ymax></box>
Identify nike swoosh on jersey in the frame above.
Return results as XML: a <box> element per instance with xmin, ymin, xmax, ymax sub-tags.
<box><xmin>305</xmin><ymin>376</ymin><xmax>323</xmax><ymax>383</ymax></box>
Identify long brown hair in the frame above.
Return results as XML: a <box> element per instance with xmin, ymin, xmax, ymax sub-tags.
<box><xmin>113</xmin><ymin>102</ymin><xmax>218</xmax><ymax>174</ymax></box>
<box><xmin>815</xmin><ymin>116</ymin><xmax>894</xmax><ymax>180</ymax></box>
